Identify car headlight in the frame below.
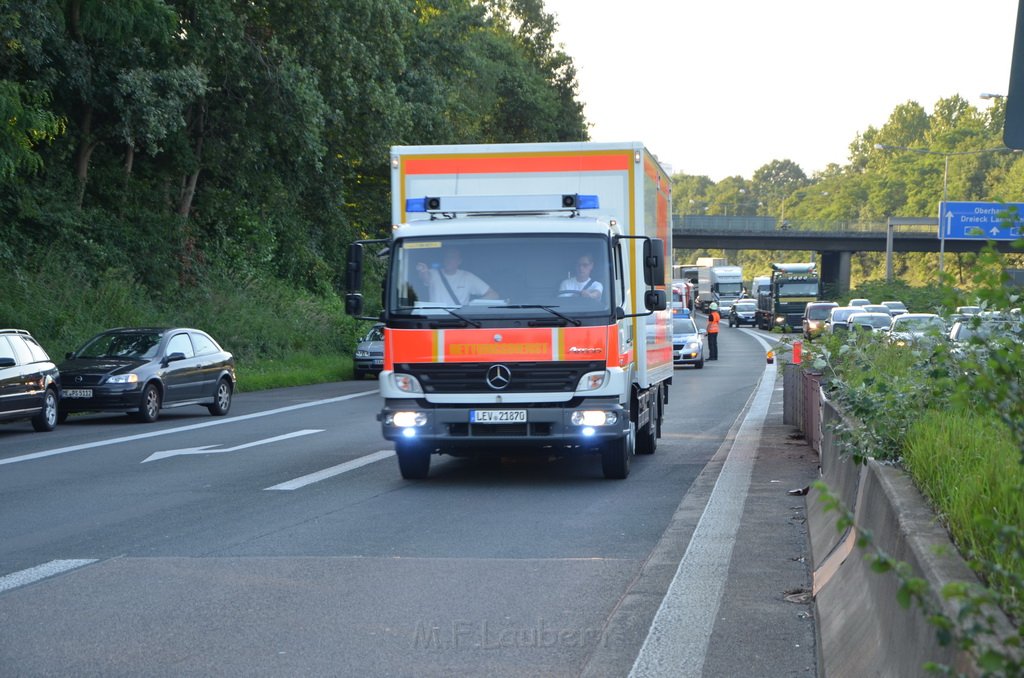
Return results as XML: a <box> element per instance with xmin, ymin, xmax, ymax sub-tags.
<box><xmin>686</xmin><ymin>342</ymin><xmax>699</xmax><ymax>350</ymax></box>
<box><xmin>105</xmin><ymin>373</ymin><xmax>139</xmax><ymax>385</ymax></box>
<box><xmin>355</xmin><ymin>349</ymin><xmax>370</xmax><ymax>358</ymax></box>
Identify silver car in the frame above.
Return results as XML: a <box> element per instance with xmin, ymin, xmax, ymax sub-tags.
<box><xmin>672</xmin><ymin>315</ymin><xmax>705</xmax><ymax>368</ymax></box>
<box><xmin>353</xmin><ymin>323</ymin><xmax>384</xmax><ymax>380</ymax></box>
<box><xmin>886</xmin><ymin>313</ymin><xmax>946</xmax><ymax>347</ymax></box>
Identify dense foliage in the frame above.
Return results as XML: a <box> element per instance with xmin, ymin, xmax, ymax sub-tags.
<box><xmin>806</xmin><ymin>248</ymin><xmax>1023</xmax><ymax>670</ymax></box>
<box><xmin>673</xmin><ymin>94</ymin><xmax>1024</xmax><ymax>288</ymax></box>
<box><xmin>0</xmin><ymin>0</ymin><xmax>587</xmax><ymax>361</ymax></box>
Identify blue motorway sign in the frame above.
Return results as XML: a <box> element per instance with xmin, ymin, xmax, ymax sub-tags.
<box><xmin>938</xmin><ymin>201</ymin><xmax>1024</xmax><ymax>240</ymax></box>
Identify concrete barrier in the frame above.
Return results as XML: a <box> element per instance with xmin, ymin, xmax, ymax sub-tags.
<box><xmin>802</xmin><ymin>386</ymin><xmax>1019</xmax><ymax>676</ymax></box>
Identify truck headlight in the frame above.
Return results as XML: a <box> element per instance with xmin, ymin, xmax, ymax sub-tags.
<box><xmin>385</xmin><ymin>411</ymin><xmax>428</xmax><ymax>427</ymax></box>
<box><xmin>389</xmin><ymin>373</ymin><xmax>424</xmax><ymax>394</ymax></box>
<box><xmin>571</xmin><ymin>410</ymin><xmax>618</xmax><ymax>426</ymax></box>
<box><xmin>576</xmin><ymin>371</ymin><xmax>608</xmax><ymax>392</ymax></box>
<box><xmin>775</xmin><ymin>316</ymin><xmax>786</xmax><ymax>324</ymax></box>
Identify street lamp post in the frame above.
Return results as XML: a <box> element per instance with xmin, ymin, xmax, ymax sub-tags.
<box><xmin>873</xmin><ymin>143</ymin><xmax>1012</xmax><ymax>276</ymax></box>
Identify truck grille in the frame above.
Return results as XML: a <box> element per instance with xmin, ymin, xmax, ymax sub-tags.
<box><xmin>394</xmin><ymin>361</ymin><xmax>605</xmax><ymax>394</ymax></box>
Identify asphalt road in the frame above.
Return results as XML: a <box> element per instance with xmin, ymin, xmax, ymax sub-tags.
<box><xmin>0</xmin><ymin>324</ymin><xmax>817</xmax><ymax>677</ymax></box>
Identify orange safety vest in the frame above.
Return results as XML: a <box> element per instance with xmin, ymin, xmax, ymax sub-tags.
<box><xmin>707</xmin><ymin>311</ymin><xmax>720</xmax><ymax>333</ymax></box>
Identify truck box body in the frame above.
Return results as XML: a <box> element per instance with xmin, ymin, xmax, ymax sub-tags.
<box><xmin>353</xmin><ymin>141</ymin><xmax>672</xmax><ymax>479</ymax></box>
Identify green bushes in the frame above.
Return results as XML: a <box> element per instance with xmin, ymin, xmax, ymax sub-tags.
<box><xmin>904</xmin><ymin>408</ymin><xmax>1023</xmax><ymax>622</ymax></box>
<box><xmin>0</xmin><ymin>260</ymin><xmax>367</xmax><ymax>389</ymax></box>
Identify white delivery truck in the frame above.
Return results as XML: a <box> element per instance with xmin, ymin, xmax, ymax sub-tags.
<box><xmin>696</xmin><ymin>264</ymin><xmax>744</xmax><ymax>313</ymax></box>
<box><xmin>345</xmin><ymin>142</ymin><xmax>672</xmax><ymax>479</ymax></box>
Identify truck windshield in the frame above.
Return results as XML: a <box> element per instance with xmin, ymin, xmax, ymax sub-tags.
<box><xmin>390</xmin><ymin>234</ymin><xmax>613</xmax><ymax>317</ymax></box>
<box><xmin>717</xmin><ymin>282</ymin><xmax>743</xmax><ymax>296</ymax></box>
<box><xmin>777</xmin><ymin>281</ymin><xmax>819</xmax><ymax>297</ymax></box>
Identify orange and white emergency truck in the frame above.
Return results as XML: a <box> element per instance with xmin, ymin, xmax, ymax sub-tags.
<box><xmin>345</xmin><ymin>142</ymin><xmax>673</xmax><ymax>479</ymax></box>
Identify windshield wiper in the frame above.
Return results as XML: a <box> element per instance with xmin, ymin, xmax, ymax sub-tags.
<box><xmin>408</xmin><ymin>306</ymin><xmax>481</xmax><ymax>327</ymax></box>
<box><xmin>504</xmin><ymin>305</ymin><xmax>582</xmax><ymax>326</ymax></box>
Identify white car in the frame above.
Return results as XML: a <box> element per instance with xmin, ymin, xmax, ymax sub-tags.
<box><xmin>880</xmin><ymin>300</ymin><xmax>908</xmax><ymax>317</ymax></box>
<box><xmin>886</xmin><ymin>313</ymin><xmax>946</xmax><ymax>347</ymax></box>
<box><xmin>846</xmin><ymin>312</ymin><xmax>893</xmax><ymax>333</ymax></box>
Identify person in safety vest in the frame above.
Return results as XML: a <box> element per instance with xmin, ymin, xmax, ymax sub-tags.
<box><xmin>706</xmin><ymin>302</ymin><xmax>720</xmax><ymax>360</ymax></box>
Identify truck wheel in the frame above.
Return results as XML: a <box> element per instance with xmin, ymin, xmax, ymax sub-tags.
<box><xmin>636</xmin><ymin>406</ymin><xmax>657</xmax><ymax>456</ymax></box>
<box><xmin>395</xmin><ymin>440</ymin><xmax>431</xmax><ymax>479</ymax></box>
<box><xmin>601</xmin><ymin>422</ymin><xmax>634</xmax><ymax>479</ymax></box>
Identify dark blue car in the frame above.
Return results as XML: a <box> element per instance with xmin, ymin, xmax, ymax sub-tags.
<box><xmin>58</xmin><ymin>327</ymin><xmax>235</xmax><ymax>423</ymax></box>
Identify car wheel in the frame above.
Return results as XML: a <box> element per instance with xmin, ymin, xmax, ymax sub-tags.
<box><xmin>395</xmin><ymin>440</ymin><xmax>431</xmax><ymax>479</ymax></box>
<box><xmin>207</xmin><ymin>378</ymin><xmax>233</xmax><ymax>416</ymax></box>
<box><xmin>137</xmin><ymin>383</ymin><xmax>161</xmax><ymax>423</ymax></box>
<box><xmin>601</xmin><ymin>419</ymin><xmax>634</xmax><ymax>479</ymax></box>
<box><xmin>32</xmin><ymin>388</ymin><xmax>58</xmax><ymax>432</ymax></box>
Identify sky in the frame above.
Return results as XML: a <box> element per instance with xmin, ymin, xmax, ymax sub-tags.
<box><xmin>542</xmin><ymin>0</ymin><xmax>1018</xmax><ymax>181</ymax></box>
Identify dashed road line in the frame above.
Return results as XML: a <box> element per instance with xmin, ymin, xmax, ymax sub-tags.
<box><xmin>0</xmin><ymin>559</ymin><xmax>98</xmax><ymax>593</ymax></box>
<box><xmin>0</xmin><ymin>391</ymin><xmax>376</xmax><ymax>466</ymax></box>
<box><xmin>265</xmin><ymin>449</ymin><xmax>395</xmax><ymax>491</ymax></box>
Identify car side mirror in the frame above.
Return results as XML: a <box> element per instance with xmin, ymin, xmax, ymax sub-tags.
<box><xmin>0</xmin><ymin>356</ymin><xmax>15</xmax><ymax>368</ymax></box>
<box><xmin>163</xmin><ymin>352</ymin><xmax>187</xmax><ymax>366</ymax></box>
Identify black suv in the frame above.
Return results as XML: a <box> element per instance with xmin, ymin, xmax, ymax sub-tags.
<box><xmin>0</xmin><ymin>329</ymin><xmax>60</xmax><ymax>432</ymax></box>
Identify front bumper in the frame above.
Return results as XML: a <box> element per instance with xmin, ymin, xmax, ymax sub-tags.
<box><xmin>60</xmin><ymin>386</ymin><xmax>144</xmax><ymax>412</ymax></box>
<box><xmin>379</xmin><ymin>398</ymin><xmax>627</xmax><ymax>454</ymax></box>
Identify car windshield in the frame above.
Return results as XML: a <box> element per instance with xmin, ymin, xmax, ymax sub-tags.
<box><xmin>365</xmin><ymin>326</ymin><xmax>384</xmax><ymax>342</ymax></box>
<box><xmin>734</xmin><ymin>302</ymin><xmax>756</xmax><ymax>312</ymax></box>
<box><xmin>808</xmin><ymin>306</ymin><xmax>834</xmax><ymax>320</ymax></box>
<box><xmin>893</xmin><ymin>316</ymin><xmax>945</xmax><ymax>332</ymax></box>
<box><xmin>77</xmin><ymin>332</ymin><xmax>163</xmax><ymax>360</ymax></box>
<box><xmin>830</xmin><ymin>308</ymin><xmax>857</xmax><ymax>322</ymax></box>
<box><xmin>883</xmin><ymin>302</ymin><xmax>906</xmax><ymax>311</ymax></box>
<box><xmin>952</xmin><ymin>320</ymin><xmax>1022</xmax><ymax>342</ymax></box>
<box><xmin>850</xmin><ymin>314</ymin><xmax>892</xmax><ymax>329</ymax></box>
<box><xmin>390</xmin><ymin>234</ymin><xmax>613</xmax><ymax>317</ymax></box>
<box><xmin>673</xmin><ymin>318</ymin><xmax>698</xmax><ymax>335</ymax></box>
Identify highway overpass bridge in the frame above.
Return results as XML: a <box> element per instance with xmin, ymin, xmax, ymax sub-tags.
<box><xmin>673</xmin><ymin>215</ymin><xmax>1021</xmax><ymax>294</ymax></box>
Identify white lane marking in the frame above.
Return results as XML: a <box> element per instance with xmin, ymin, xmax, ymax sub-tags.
<box><xmin>0</xmin><ymin>559</ymin><xmax>97</xmax><ymax>593</ymax></box>
<box><xmin>142</xmin><ymin>429</ymin><xmax>324</xmax><ymax>463</ymax></box>
<box><xmin>0</xmin><ymin>390</ymin><xmax>377</xmax><ymax>466</ymax></box>
<box><xmin>630</xmin><ymin>331</ymin><xmax>776</xmax><ymax>677</ymax></box>
<box><xmin>264</xmin><ymin>449</ymin><xmax>394</xmax><ymax>491</ymax></box>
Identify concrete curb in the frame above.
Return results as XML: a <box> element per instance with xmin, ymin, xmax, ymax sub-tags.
<box><xmin>801</xmin><ymin>387</ymin><xmax>1018</xmax><ymax>677</ymax></box>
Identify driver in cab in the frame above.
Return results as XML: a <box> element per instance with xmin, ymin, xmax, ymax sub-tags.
<box><xmin>558</xmin><ymin>254</ymin><xmax>603</xmax><ymax>299</ymax></box>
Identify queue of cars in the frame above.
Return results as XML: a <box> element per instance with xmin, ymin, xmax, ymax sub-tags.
<box><xmin>0</xmin><ymin>327</ymin><xmax>236</xmax><ymax>432</ymax></box>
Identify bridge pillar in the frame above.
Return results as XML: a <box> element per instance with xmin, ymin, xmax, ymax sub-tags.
<box><xmin>819</xmin><ymin>251</ymin><xmax>852</xmax><ymax>299</ymax></box>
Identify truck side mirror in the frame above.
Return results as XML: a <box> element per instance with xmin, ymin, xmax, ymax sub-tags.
<box><xmin>345</xmin><ymin>293</ymin><xmax>365</xmax><ymax>316</ymax></box>
<box><xmin>645</xmin><ymin>289</ymin><xmax>667</xmax><ymax>311</ymax></box>
<box><xmin>643</xmin><ymin>238</ymin><xmax>666</xmax><ymax>286</ymax></box>
<box><xmin>346</xmin><ymin>243</ymin><xmax>364</xmax><ymax>292</ymax></box>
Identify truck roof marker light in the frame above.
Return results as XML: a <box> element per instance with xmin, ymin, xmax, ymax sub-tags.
<box><xmin>407</xmin><ymin>194</ymin><xmax>598</xmax><ymax>215</ymax></box>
